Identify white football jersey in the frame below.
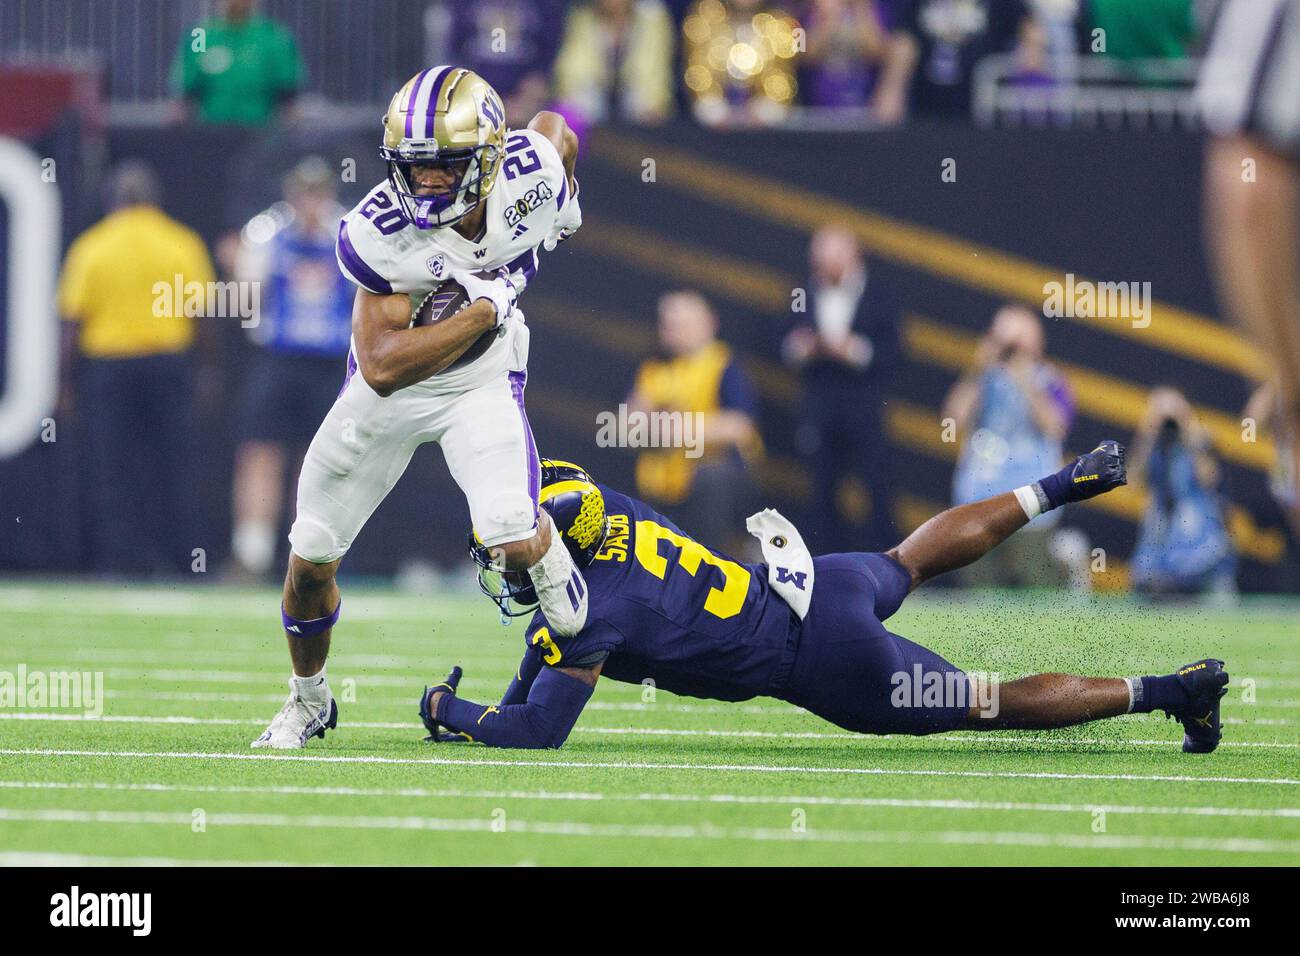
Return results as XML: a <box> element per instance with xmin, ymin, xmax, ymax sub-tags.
<box><xmin>335</xmin><ymin>126</ymin><xmax>569</xmax><ymax>391</ymax></box>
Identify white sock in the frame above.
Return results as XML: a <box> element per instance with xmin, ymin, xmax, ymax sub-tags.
<box><xmin>291</xmin><ymin>666</ymin><xmax>329</xmax><ymax>703</ymax></box>
<box><xmin>526</xmin><ymin>524</ymin><xmax>589</xmax><ymax>637</ymax></box>
<box><xmin>232</xmin><ymin>521</ymin><xmax>277</xmax><ymax>574</ymax></box>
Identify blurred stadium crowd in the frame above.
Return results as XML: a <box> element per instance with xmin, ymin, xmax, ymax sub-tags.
<box><xmin>3</xmin><ymin>0</ymin><xmax>1212</xmax><ymax>127</ymax></box>
<box><xmin>1</xmin><ymin>0</ymin><xmax>1296</xmax><ymax>599</ymax></box>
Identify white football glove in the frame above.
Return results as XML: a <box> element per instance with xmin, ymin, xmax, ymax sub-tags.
<box><xmin>543</xmin><ymin>179</ymin><xmax>582</xmax><ymax>252</ymax></box>
<box><xmin>451</xmin><ymin>267</ymin><xmax>518</xmax><ymax>330</ymax></box>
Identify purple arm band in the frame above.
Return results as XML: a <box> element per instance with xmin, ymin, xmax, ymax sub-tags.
<box><xmin>282</xmin><ymin>600</ymin><xmax>341</xmax><ymax>637</ymax></box>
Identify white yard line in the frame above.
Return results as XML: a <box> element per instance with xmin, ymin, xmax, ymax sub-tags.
<box><xmin>0</xmin><ymin>587</ymin><xmax>465</xmax><ymax>619</ymax></box>
<box><xmin>0</xmin><ymin>807</ymin><xmax>1294</xmax><ymax>855</ymax></box>
<box><xmin>15</xmin><ymin>664</ymin><xmax>1300</xmax><ymax>701</ymax></box>
<box><xmin>1</xmin><ymin>711</ymin><xmax>1293</xmax><ymax>749</ymax></box>
<box><xmin>8</xmin><ymin>648</ymin><xmax>521</xmax><ymax>669</ymax></box>
<box><xmin>1</xmin><ymin>748</ymin><xmax>1295</xmax><ymax>785</ymax></box>
<box><xmin>1</xmin><ymin>778</ymin><xmax>1295</xmax><ymax>818</ymax></box>
<box><xmin>97</xmin><ymin>691</ymin><xmax>811</xmax><ymax>716</ymax></box>
<box><xmin>57</xmin><ymin>668</ymin><xmax>440</xmax><ymax>687</ymax></box>
<box><xmin>15</xmin><ymin>644</ymin><xmax>1300</xmax><ymax>679</ymax></box>
<box><xmin>0</xmin><ymin>850</ymin><xmax>323</xmax><ymax>867</ymax></box>
<box><xmin>4</xmin><ymin>583</ymin><xmax>1295</xmax><ymax>616</ymax></box>
<box><xmin>94</xmin><ymin>688</ymin><xmax>1300</xmax><ymax>715</ymax></box>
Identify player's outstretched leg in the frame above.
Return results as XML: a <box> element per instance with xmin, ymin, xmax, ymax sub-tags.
<box><xmin>251</xmin><ymin>554</ymin><xmax>341</xmax><ymax>749</ymax></box>
<box><xmin>965</xmin><ymin>659</ymin><xmax>1229</xmax><ymax>753</ymax></box>
<box><xmin>889</xmin><ymin>440</ymin><xmax>1127</xmax><ymax>589</ymax></box>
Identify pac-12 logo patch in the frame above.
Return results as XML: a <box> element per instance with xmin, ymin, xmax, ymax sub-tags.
<box><xmin>426</xmin><ymin>253</ymin><xmax>446</xmax><ymax>279</ymax></box>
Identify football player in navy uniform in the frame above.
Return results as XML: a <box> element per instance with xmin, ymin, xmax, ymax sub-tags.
<box><xmin>421</xmin><ymin>450</ymin><xmax>1230</xmax><ymax>754</ymax></box>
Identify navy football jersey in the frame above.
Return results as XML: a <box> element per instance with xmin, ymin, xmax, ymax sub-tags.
<box><xmin>521</xmin><ymin>486</ymin><xmax>797</xmax><ymax>701</ymax></box>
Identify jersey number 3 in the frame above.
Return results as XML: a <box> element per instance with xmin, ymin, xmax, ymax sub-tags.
<box><xmin>634</xmin><ymin>520</ymin><xmax>750</xmax><ymax>620</ymax></box>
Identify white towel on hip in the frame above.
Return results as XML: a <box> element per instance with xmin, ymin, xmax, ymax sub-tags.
<box><xmin>746</xmin><ymin>508</ymin><xmax>815</xmax><ymax>620</ymax></box>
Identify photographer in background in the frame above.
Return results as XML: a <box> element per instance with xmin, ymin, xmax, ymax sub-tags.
<box><xmin>1129</xmin><ymin>387</ymin><xmax>1236</xmax><ymax>599</ymax></box>
<box><xmin>942</xmin><ymin>305</ymin><xmax>1074</xmax><ymax>587</ymax></box>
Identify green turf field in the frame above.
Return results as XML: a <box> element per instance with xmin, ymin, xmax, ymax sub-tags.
<box><xmin>0</xmin><ymin>582</ymin><xmax>1296</xmax><ymax>866</ymax></box>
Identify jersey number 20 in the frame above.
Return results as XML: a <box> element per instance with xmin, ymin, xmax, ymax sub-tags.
<box><xmin>502</xmin><ymin>133</ymin><xmax>542</xmax><ymax>181</ymax></box>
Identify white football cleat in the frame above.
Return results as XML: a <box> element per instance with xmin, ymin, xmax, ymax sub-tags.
<box><xmin>251</xmin><ymin>688</ymin><xmax>338</xmax><ymax>749</ymax></box>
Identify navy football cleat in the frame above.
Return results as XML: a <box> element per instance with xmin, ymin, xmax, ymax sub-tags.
<box><xmin>1165</xmin><ymin>659</ymin><xmax>1229</xmax><ymax>754</ymax></box>
<box><xmin>1068</xmin><ymin>440</ymin><xmax>1127</xmax><ymax>501</ymax></box>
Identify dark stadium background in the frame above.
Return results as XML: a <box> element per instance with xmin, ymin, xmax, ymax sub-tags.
<box><xmin>0</xmin><ymin>0</ymin><xmax>1295</xmax><ymax>592</ymax></box>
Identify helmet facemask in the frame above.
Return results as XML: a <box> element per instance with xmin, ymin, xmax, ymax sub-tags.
<box><xmin>384</xmin><ymin>142</ymin><xmax>499</xmax><ymax>230</ymax></box>
<box><xmin>468</xmin><ymin>534</ymin><xmax>539</xmax><ymax>619</ymax></box>
<box><xmin>468</xmin><ymin>460</ymin><xmax>610</xmax><ymax>623</ymax></box>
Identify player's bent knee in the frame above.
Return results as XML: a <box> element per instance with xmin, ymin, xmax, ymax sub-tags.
<box><xmin>288</xmin><ymin>515</ymin><xmax>347</xmax><ymax>567</ymax></box>
<box><xmin>476</xmin><ymin>492</ymin><xmax>540</xmax><ymax>558</ymax></box>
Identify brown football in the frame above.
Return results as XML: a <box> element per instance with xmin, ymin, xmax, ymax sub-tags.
<box><xmin>412</xmin><ymin>274</ymin><xmax>499</xmax><ymax>371</ymax></box>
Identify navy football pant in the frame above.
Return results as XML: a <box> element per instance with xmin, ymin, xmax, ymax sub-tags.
<box><xmin>776</xmin><ymin>553</ymin><xmax>970</xmax><ymax>735</ymax></box>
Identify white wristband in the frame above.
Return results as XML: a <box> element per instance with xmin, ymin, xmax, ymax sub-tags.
<box><xmin>1124</xmin><ymin>676</ymin><xmax>1141</xmax><ymax>713</ymax></box>
<box><xmin>1013</xmin><ymin>484</ymin><xmax>1042</xmax><ymax>520</ymax></box>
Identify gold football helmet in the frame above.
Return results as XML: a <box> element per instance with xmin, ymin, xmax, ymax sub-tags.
<box><xmin>381</xmin><ymin>66</ymin><xmax>507</xmax><ymax>229</ymax></box>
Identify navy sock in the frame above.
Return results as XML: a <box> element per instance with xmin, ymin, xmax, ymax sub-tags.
<box><xmin>1131</xmin><ymin>674</ymin><xmax>1190</xmax><ymax>714</ymax></box>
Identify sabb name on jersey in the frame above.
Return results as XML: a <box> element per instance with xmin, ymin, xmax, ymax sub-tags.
<box><xmin>50</xmin><ymin>886</ymin><xmax>151</xmax><ymax>936</ymax></box>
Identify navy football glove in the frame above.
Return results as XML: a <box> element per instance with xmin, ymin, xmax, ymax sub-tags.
<box><xmin>1166</xmin><ymin>658</ymin><xmax>1230</xmax><ymax>754</ymax></box>
<box><xmin>419</xmin><ymin>666</ymin><xmax>473</xmax><ymax>742</ymax></box>
<box><xmin>1037</xmin><ymin>440</ymin><xmax>1127</xmax><ymax>510</ymax></box>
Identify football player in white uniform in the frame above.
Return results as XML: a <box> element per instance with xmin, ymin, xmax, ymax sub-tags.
<box><xmin>254</xmin><ymin>66</ymin><xmax>586</xmax><ymax>748</ymax></box>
